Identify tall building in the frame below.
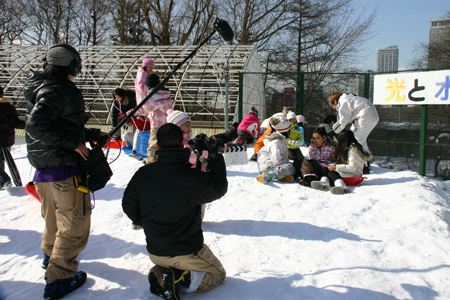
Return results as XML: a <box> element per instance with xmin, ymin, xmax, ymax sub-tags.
<box><xmin>376</xmin><ymin>46</ymin><xmax>399</xmax><ymax>73</ymax></box>
<box><xmin>429</xmin><ymin>18</ymin><xmax>450</xmax><ymax>44</ymax></box>
<box><xmin>428</xmin><ymin>18</ymin><xmax>450</xmax><ymax>69</ymax></box>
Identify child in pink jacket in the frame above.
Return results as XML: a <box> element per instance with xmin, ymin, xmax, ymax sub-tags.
<box><xmin>134</xmin><ymin>58</ymin><xmax>154</xmax><ymax>105</ymax></box>
<box><xmin>234</xmin><ymin>106</ymin><xmax>260</xmax><ymax>145</ymax></box>
<box><xmin>134</xmin><ymin>74</ymin><xmax>173</xmax><ymax>164</ymax></box>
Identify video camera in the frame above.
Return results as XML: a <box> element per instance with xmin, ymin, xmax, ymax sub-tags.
<box><xmin>188</xmin><ymin>133</ymin><xmax>225</xmax><ymax>157</ymax></box>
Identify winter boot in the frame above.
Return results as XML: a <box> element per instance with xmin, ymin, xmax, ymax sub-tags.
<box><xmin>42</xmin><ymin>253</ymin><xmax>50</xmax><ymax>269</ymax></box>
<box><xmin>43</xmin><ymin>271</ymin><xmax>87</xmax><ymax>299</ymax></box>
<box><xmin>256</xmin><ymin>171</ymin><xmax>276</xmax><ymax>184</ymax></box>
<box><xmin>298</xmin><ymin>175</ymin><xmax>317</xmax><ymax>187</ymax></box>
<box><xmin>129</xmin><ymin>150</ymin><xmax>144</xmax><ymax>161</ymax></box>
<box><xmin>148</xmin><ymin>266</ymin><xmax>164</xmax><ymax>298</ymax></box>
<box><xmin>279</xmin><ymin>175</ymin><xmax>294</xmax><ymax>183</ymax></box>
<box><xmin>330</xmin><ymin>179</ymin><xmax>351</xmax><ymax>194</ymax></box>
<box><xmin>311</xmin><ymin>176</ymin><xmax>331</xmax><ymax>191</ymax></box>
<box><xmin>160</xmin><ymin>267</ymin><xmax>191</xmax><ymax>300</ymax></box>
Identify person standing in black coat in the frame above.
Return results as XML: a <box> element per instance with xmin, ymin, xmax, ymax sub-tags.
<box><xmin>24</xmin><ymin>44</ymin><xmax>110</xmax><ymax>299</ymax></box>
<box><xmin>110</xmin><ymin>88</ymin><xmax>136</xmax><ymax>140</ymax></box>
<box><xmin>0</xmin><ymin>85</ymin><xmax>25</xmax><ymax>189</ymax></box>
<box><xmin>122</xmin><ymin>123</ymin><xmax>228</xmax><ymax>300</ymax></box>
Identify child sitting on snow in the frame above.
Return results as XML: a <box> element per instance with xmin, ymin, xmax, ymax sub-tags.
<box><xmin>285</xmin><ymin>111</ymin><xmax>304</xmax><ymax>160</ymax></box>
<box><xmin>297</xmin><ymin>127</ymin><xmax>336</xmax><ymax>187</ymax></box>
<box><xmin>256</xmin><ymin>118</ymin><xmax>296</xmax><ymax>184</ymax></box>
<box><xmin>310</xmin><ymin>129</ymin><xmax>372</xmax><ymax>194</ymax></box>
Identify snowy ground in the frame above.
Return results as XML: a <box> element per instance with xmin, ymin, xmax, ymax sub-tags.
<box><xmin>1</xmin><ymin>143</ymin><xmax>450</xmax><ymax>300</ymax></box>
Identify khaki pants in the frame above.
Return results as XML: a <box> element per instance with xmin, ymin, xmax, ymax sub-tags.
<box><xmin>35</xmin><ymin>176</ymin><xmax>91</xmax><ymax>283</ymax></box>
<box><xmin>149</xmin><ymin>244</ymin><xmax>226</xmax><ymax>293</ymax></box>
<box><xmin>145</xmin><ymin>127</ymin><xmax>159</xmax><ymax>164</ymax></box>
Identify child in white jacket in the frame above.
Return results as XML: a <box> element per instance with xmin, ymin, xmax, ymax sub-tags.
<box><xmin>328</xmin><ymin>92</ymin><xmax>379</xmax><ymax>153</ymax></box>
<box><xmin>311</xmin><ymin>129</ymin><xmax>372</xmax><ymax>194</ymax></box>
<box><xmin>256</xmin><ymin>118</ymin><xmax>296</xmax><ymax>184</ymax></box>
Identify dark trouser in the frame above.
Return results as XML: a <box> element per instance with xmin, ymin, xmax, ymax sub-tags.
<box><xmin>234</xmin><ymin>129</ymin><xmax>249</xmax><ymax>145</ymax></box>
<box><xmin>292</xmin><ymin>158</ymin><xmax>323</xmax><ymax>179</ymax></box>
<box><xmin>321</xmin><ymin>167</ymin><xmax>342</xmax><ymax>184</ymax></box>
<box><xmin>288</xmin><ymin>148</ymin><xmax>304</xmax><ymax>161</ymax></box>
<box><xmin>0</xmin><ymin>147</ymin><xmax>11</xmax><ymax>185</ymax></box>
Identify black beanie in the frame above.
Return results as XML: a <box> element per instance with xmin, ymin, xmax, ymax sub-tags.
<box><xmin>145</xmin><ymin>74</ymin><xmax>160</xmax><ymax>89</ymax></box>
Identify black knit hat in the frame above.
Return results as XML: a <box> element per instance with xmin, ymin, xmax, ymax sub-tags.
<box><xmin>249</xmin><ymin>106</ymin><xmax>258</xmax><ymax>117</ymax></box>
<box><xmin>145</xmin><ymin>73</ymin><xmax>160</xmax><ymax>89</ymax></box>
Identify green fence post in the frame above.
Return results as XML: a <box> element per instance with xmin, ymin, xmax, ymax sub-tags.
<box><xmin>298</xmin><ymin>72</ymin><xmax>304</xmax><ymax>115</ymax></box>
<box><xmin>364</xmin><ymin>73</ymin><xmax>370</xmax><ymax>99</ymax></box>
<box><xmin>419</xmin><ymin>105</ymin><xmax>428</xmax><ymax>176</ymax></box>
<box><xmin>238</xmin><ymin>72</ymin><xmax>244</xmax><ymax>122</ymax></box>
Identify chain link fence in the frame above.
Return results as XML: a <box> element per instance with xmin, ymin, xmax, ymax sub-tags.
<box><xmin>240</xmin><ymin>71</ymin><xmax>450</xmax><ymax>180</ymax></box>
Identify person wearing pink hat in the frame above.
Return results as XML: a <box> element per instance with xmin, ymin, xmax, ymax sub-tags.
<box><xmin>134</xmin><ymin>58</ymin><xmax>155</xmax><ymax>105</ymax></box>
<box><xmin>256</xmin><ymin>118</ymin><xmax>296</xmax><ymax>184</ymax></box>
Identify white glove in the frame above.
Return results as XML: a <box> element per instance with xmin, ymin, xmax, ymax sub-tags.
<box><xmin>287</xmin><ymin>139</ymin><xmax>301</xmax><ymax>147</ymax></box>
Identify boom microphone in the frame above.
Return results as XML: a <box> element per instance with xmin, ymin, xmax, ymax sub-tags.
<box><xmin>214</xmin><ymin>18</ymin><xmax>234</xmax><ymax>42</ymax></box>
<box><xmin>109</xmin><ymin>17</ymin><xmax>234</xmax><ymax>142</ymax></box>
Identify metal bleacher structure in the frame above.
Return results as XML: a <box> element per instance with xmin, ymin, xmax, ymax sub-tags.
<box><xmin>0</xmin><ymin>44</ymin><xmax>264</xmax><ymax>135</ymax></box>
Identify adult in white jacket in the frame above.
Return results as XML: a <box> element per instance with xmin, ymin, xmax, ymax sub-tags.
<box><xmin>256</xmin><ymin>118</ymin><xmax>296</xmax><ymax>184</ymax></box>
<box><xmin>328</xmin><ymin>92</ymin><xmax>379</xmax><ymax>152</ymax></box>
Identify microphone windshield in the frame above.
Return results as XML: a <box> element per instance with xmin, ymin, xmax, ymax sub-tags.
<box><xmin>214</xmin><ymin>18</ymin><xmax>234</xmax><ymax>42</ymax></box>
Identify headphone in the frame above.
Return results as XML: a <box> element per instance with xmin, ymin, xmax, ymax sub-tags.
<box><xmin>42</xmin><ymin>43</ymin><xmax>82</xmax><ymax>76</ymax></box>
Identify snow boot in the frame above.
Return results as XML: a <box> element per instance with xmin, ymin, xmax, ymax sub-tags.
<box><xmin>279</xmin><ymin>175</ymin><xmax>294</xmax><ymax>183</ymax></box>
<box><xmin>256</xmin><ymin>171</ymin><xmax>276</xmax><ymax>184</ymax></box>
<box><xmin>129</xmin><ymin>150</ymin><xmax>144</xmax><ymax>161</ymax></box>
<box><xmin>43</xmin><ymin>271</ymin><xmax>87</xmax><ymax>299</ymax></box>
<box><xmin>42</xmin><ymin>253</ymin><xmax>50</xmax><ymax>269</ymax></box>
<box><xmin>330</xmin><ymin>179</ymin><xmax>351</xmax><ymax>194</ymax></box>
<box><xmin>160</xmin><ymin>267</ymin><xmax>191</xmax><ymax>300</ymax></box>
<box><xmin>311</xmin><ymin>176</ymin><xmax>331</xmax><ymax>191</ymax></box>
<box><xmin>148</xmin><ymin>267</ymin><xmax>164</xmax><ymax>298</ymax></box>
<box><xmin>298</xmin><ymin>175</ymin><xmax>317</xmax><ymax>187</ymax></box>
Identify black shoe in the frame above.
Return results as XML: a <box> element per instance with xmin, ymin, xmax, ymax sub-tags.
<box><xmin>148</xmin><ymin>271</ymin><xmax>164</xmax><ymax>298</ymax></box>
<box><xmin>42</xmin><ymin>253</ymin><xmax>50</xmax><ymax>269</ymax></box>
<box><xmin>43</xmin><ymin>271</ymin><xmax>87</xmax><ymax>299</ymax></box>
<box><xmin>363</xmin><ymin>166</ymin><xmax>370</xmax><ymax>174</ymax></box>
<box><xmin>160</xmin><ymin>267</ymin><xmax>190</xmax><ymax>300</ymax></box>
<box><xmin>298</xmin><ymin>176</ymin><xmax>317</xmax><ymax>187</ymax></box>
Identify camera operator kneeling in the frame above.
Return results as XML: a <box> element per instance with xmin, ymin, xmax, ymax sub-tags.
<box><xmin>122</xmin><ymin>123</ymin><xmax>228</xmax><ymax>300</ymax></box>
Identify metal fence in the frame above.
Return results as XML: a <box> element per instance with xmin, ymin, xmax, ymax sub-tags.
<box><xmin>239</xmin><ymin>71</ymin><xmax>450</xmax><ymax>180</ymax></box>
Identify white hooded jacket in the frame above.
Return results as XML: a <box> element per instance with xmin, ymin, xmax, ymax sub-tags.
<box><xmin>332</xmin><ymin>93</ymin><xmax>379</xmax><ymax>134</ymax></box>
<box><xmin>335</xmin><ymin>145</ymin><xmax>373</xmax><ymax>177</ymax></box>
<box><xmin>257</xmin><ymin>132</ymin><xmax>290</xmax><ymax>173</ymax></box>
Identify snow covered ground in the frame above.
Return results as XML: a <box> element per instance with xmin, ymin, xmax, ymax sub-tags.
<box><xmin>1</xmin><ymin>143</ymin><xmax>450</xmax><ymax>300</ymax></box>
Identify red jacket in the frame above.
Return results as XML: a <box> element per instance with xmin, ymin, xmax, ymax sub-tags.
<box><xmin>237</xmin><ymin>114</ymin><xmax>260</xmax><ymax>139</ymax></box>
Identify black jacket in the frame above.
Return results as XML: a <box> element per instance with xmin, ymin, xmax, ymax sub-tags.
<box><xmin>122</xmin><ymin>147</ymin><xmax>228</xmax><ymax>257</ymax></box>
<box><xmin>24</xmin><ymin>71</ymin><xmax>100</xmax><ymax>169</ymax></box>
<box><xmin>0</xmin><ymin>98</ymin><xmax>25</xmax><ymax>148</ymax></box>
<box><xmin>111</xmin><ymin>90</ymin><xmax>136</xmax><ymax>127</ymax></box>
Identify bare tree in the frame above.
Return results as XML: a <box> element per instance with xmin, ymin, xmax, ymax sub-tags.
<box><xmin>221</xmin><ymin>0</ymin><xmax>295</xmax><ymax>48</ymax></box>
<box><xmin>0</xmin><ymin>1</ymin><xmax>26</xmax><ymax>44</ymax></box>
<box><xmin>137</xmin><ymin>0</ymin><xmax>215</xmax><ymax>46</ymax></box>
<box><xmin>21</xmin><ymin>0</ymin><xmax>74</xmax><ymax>45</ymax></box>
<box><xmin>266</xmin><ymin>0</ymin><xmax>376</xmax><ymax>109</ymax></box>
<box><xmin>72</xmin><ymin>0</ymin><xmax>111</xmax><ymax>45</ymax></box>
<box><xmin>110</xmin><ymin>0</ymin><xmax>147</xmax><ymax>45</ymax></box>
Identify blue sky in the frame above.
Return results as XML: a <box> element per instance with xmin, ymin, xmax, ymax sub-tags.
<box><xmin>357</xmin><ymin>0</ymin><xmax>450</xmax><ymax>70</ymax></box>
